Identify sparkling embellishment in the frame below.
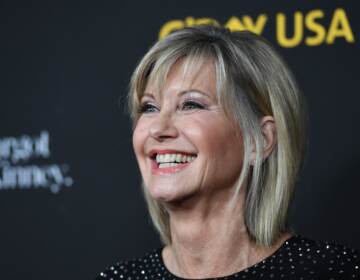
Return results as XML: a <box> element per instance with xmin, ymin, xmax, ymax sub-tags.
<box><xmin>94</xmin><ymin>235</ymin><xmax>360</xmax><ymax>280</ymax></box>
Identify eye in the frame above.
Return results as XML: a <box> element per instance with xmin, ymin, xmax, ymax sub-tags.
<box><xmin>138</xmin><ymin>102</ymin><xmax>159</xmax><ymax>113</ymax></box>
<box><xmin>181</xmin><ymin>100</ymin><xmax>205</xmax><ymax>111</ymax></box>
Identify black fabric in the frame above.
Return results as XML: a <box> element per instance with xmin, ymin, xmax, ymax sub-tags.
<box><xmin>95</xmin><ymin>235</ymin><xmax>360</xmax><ymax>279</ymax></box>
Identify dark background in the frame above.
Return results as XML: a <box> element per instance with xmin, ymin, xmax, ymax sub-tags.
<box><xmin>0</xmin><ymin>1</ymin><xmax>359</xmax><ymax>279</ymax></box>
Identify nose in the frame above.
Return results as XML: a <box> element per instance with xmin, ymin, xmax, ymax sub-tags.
<box><xmin>149</xmin><ymin>112</ymin><xmax>178</xmax><ymax>141</ymax></box>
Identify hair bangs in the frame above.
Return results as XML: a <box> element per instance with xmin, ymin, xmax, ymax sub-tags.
<box><xmin>130</xmin><ymin>40</ymin><xmax>225</xmax><ymax>121</ymax></box>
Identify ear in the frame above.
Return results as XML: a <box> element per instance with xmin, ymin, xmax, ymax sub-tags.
<box><xmin>250</xmin><ymin>116</ymin><xmax>277</xmax><ymax>165</ymax></box>
<box><xmin>260</xmin><ymin>116</ymin><xmax>277</xmax><ymax>160</ymax></box>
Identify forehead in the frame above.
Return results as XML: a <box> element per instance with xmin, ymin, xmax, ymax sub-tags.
<box><xmin>144</xmin><ymin>57</ymin><xmax>217</xmax><ymax>99</ymax></box>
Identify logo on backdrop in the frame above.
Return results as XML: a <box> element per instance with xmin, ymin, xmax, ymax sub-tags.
<box><xmin>159</xmin><ymin>8</ymin><xmax>355</xmax><ymax>48</ymax></box>
<box><xmin>0</xmin><ymin>131</ymin><xmax>73</xmax><ymax>194</ymax></box>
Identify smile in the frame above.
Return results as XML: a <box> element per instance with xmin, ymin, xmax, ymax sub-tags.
<box><xmin>150</xmin><ymin>151</ymin><xmax>197</xmax><ymax>174</ymax></box>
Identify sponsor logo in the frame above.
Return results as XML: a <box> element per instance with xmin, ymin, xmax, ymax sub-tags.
<box><xmin>0</xmin><ymin>131</ymin><xmax>73</xmax><ymax>194</ymax></box>
<box><xmin>159</xmin><ymin>8</ymin><xmax>355</xmax><ymax>48</ymax></box>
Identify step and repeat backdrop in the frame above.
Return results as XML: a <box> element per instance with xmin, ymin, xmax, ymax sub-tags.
<box><xmin>1</xmin><ymin>1</ymin><xmax>359</xmax><ymax>279</ymax></box>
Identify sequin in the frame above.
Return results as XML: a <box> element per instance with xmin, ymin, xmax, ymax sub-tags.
<box><xmin>95</xmin><ymin>235</ymin><xmax>360</xmax><ymax>279</ymax></box>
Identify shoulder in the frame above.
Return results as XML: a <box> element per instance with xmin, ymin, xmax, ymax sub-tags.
<box><xmin>287</xmin><ymin>235</ymin><xmax>360</xmax><ymax>278</ymax></box>
<box><xmin>94</xmin><ymin>248</ymin><xmax>163</xmax><ymax>280</ymax></box>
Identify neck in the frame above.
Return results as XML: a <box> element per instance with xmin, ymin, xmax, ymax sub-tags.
<box><xmin>161</xmin><ymin>188</ymin><xmax>291</xmax><ymax>279</ymax></box>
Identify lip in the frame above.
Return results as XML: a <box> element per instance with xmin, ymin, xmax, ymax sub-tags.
<box><xmin>151</xmin><ymin>160</ymin><xmax>192</xmax><ymax>175</ymax></box>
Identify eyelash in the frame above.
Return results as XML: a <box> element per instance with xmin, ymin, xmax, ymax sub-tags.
<box><xmin>138</xmin><ymin>100</ymin><xmax>206</xmax><ymax>114</ymax></box>
<box><xmin>138</xmin><ymin>103</ymin><xmax>158</xmax><ymax>113</ymax></box>
<box><xmin>180</xmin><ymin>100</ymin><xmax>205</xmax><ymax>110</ymax></box>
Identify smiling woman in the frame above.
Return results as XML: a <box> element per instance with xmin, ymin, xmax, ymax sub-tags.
<box><xmin>133</xmin><ymin>60</ymin><xmax>245</xmax><ymax>205</ymax></box>
<box><xmin>95</xmin><ymin>25</ymin><xmax>359</xmax><ymax>280</ymax></box>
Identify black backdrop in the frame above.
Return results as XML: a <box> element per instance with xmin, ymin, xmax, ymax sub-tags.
<box><xmin>1</xmin><ymin>1</ymin><xmax>359</xmax><ymax>279</ymax></box>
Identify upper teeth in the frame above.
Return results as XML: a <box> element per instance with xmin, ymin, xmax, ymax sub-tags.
<box><xmin>155</xmin><ymin>153</ymin><xmax>196</xmax><ymax>163</ymax></box>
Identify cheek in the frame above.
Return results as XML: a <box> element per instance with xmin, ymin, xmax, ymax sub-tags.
<box><xmin>182</xmin><ymin>115</ymin><xmax>236</xmax><ymax>154</ymax></box>
<box><xmin>183</xmin><ymin>116</ymin><xmax>244</xmax><ymax>176</ymax></box>
<box><xmin>132</xmin><ymin>121</ymin><xmax>147</xmax><ymax>158</ymax></box>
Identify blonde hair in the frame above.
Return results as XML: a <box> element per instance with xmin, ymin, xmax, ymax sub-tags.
<box><xmin>128</xmin><ymin>25</ymin><xmax>308</xmax><ymax>247</ymax></box>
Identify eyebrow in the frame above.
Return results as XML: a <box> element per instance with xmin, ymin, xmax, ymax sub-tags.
<box><xmin>142</xmin><ymin>89</ymin><xmax>213</xmax><ymax>100</ymax></box>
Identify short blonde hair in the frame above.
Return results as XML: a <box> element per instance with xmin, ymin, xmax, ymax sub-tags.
<box><xmin>128</xmin><ymin>25</ymin><xmax>308</xmax><ymax>247</ymax></box>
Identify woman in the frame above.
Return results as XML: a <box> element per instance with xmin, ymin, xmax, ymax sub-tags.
<box><xmin>96</xmin><ymin>25</ymin><xmax>359</xmax><ymax>279</ymax></box>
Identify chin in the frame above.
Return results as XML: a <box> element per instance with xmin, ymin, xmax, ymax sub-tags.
<box><xmin>146</xmin><ymin>183</ymin><xmax>195</xmax><ymax>204</ymax></box>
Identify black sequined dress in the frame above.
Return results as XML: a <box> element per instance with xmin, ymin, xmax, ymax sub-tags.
<box><xmin>95</xmin><ymin>235</ymin><xmax>360</xmax><ymax>279</ymax></box>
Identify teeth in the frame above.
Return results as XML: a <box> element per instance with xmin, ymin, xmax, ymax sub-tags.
<box><xmin>155</xmin><ymin>153</ymin><xmax>196</xmax><ymax>164</ymax></box>
<box><xmin>175</xmin><ymin>154</ymin><xmax>182</xmax><ymax>163</ymax></box>
<box><xmin>164</xmin><ymin>154</ymin><xmax>170</xmax><ymax>162</ymax></box>
<box><xmin>156</xmin><ymin>154</ymin><xmax>163</xmax><ymax>162</ymax></box>
<box><xmin>159</xmin><ymin>162</ymin><xmax>180</xmax><ymax>168</ymax></box>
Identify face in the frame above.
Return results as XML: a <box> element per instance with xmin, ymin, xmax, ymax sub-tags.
<box><xmin>132</xmin><ymin>59</ymin><xmax>244</xmax><ymax>203</ymax></box>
